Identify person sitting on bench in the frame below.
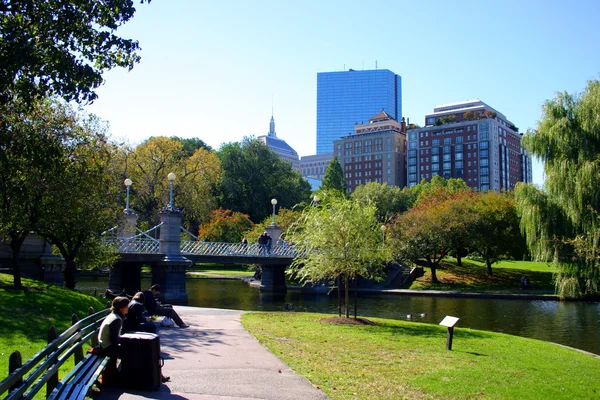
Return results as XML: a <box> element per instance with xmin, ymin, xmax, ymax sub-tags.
<box><xmin>123</xmin><ymin>292</ymin><xmax>157</xmax><ymax>334</ymax></box>
<box><xmin>143</xmin><ymin>284</ymin><xmax>189</xmax><ymax>328</ymax></box>
<box><xmin>98</xmin><ymin>296</ymin><xmax>130</xmax><ymax>384</ymax></box>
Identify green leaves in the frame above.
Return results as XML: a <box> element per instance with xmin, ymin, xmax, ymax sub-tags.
<box><xmin>0</xmin><ymin>0</ymin><xmax>151</xmax><ymax>103</ymax></box>
<box><xmin>515</xmin><ymin>79</ymin><xmax>600</xmax><ymax>298</ymax></box>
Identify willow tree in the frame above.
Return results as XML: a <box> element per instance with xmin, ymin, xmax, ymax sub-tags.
<box><xmin>288</xmin><ymin>196</ymin><xmax>388</xmax><ymax>318</ymax></box>
<box><xmin>515</xmin><ymin>79</ymin><xmax>600</xmax><ymax>298</ymax></box>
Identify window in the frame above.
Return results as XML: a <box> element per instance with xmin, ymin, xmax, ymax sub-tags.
<box><xmin>432</xmin><ymin>163</ymin><xmax>439</xmax><ymax>170</ymax></box>
<box><xmin>480</xmin><ymin>141</ymin><xmax>489</xmax><ymax>149</ymax></box>
<box><xmin>455</xmin><ymin>144</ymin><xmax>463</xmax><ymax>152</ymax></box>
<box><xmin>480</xmin><ymin>167</ymin><xmax>489</xmax><ymax>175</ymax></box>
<box><xmin>480</xmin><ymin>176</ymin><xmax>489</xmax><ymax>184</ymax></box>
<box><xmin>408</xmin><ymin>157</ymin><xmax>417</xmax><ymax>165</ymax></box>
<box><xmin>456</xmin><ymin>135</ymin><xmax>463</xmax><ymax>143</ymax></box>
<box><xmin>426</xmin><ymin>117</ymin><xmax>435</xmax><ymax>125</ymax></box>
<box><xmin>480</xmin><ymin>132</ymin><xmax>489</xmax><ymax>140</ymax></box>
<box><xmin>443</xmin><ymin>162</ymin><xmax>451</xmax><ymax>170</ymax></box>
<box><xmin>480</xmin><ymin>150</ymin><xmax>489</xmax><ymax>158</ymax></box>
<box><xmin>431</xmin><ymin>147</ymin><xmax>439</xmax><ymax>155</ymax></box>
<box><xmin>431</xmin><ymin>155</ymin><xmax>439</xmax><ymax>162</ymax></box>
<box><xmin>480</xmin><ymin>184</ymin><xmax>490</xmax><ymax>191</ymax></box>
<box><xmin>408</xmin><ymin>149</ymin><xmax>417</xmax><ymax>156</ymax></box>
<box><xmin>444</xmin><ymin>137</ymin><xmax>452</xmax><ymax>145</ymax></box>
<box><xmin>480</xmin><ymin>158</ymin><xmax>489</xmax><ymax>166</ymax></box>
<box><xmin>409</xmin><ymin>166</ymin><xmax>416</xmax><ymax>173</ymax></box>
<box><xmin>443</xmin><ymin>154</ymin><xmax>451</xmax><ymax>161</ymax></box>
<box><xmin>408</xmin><ymin>142</ymin><xmax>417</xmax><ymax>149</ymax></box>
<box><xmin>443</xmin><ymin>145</ymin><xmax>451</xmax><ymax>153</ymax></box>
<box><xmin>455</xmin><ymin>152</ymin><xmax>463</xmax><ymax>160</ymax></box>
<box><xmin>432</xmin><ymin>139</ymin><xmax>440</xmax><ymax>146</ymax></box>
<box><xmin>455</xmin><ymin>161</ymin><xmax>463</xmax><ymax>168</ymax></box>
<box><xmin>432</xmin><ymin>172</ymin><xmax>438</xmax><ymax>177</ymax></box>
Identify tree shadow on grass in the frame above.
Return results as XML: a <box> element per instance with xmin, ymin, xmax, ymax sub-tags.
<box><xmin>368</xmin><ymin>321</ymin><xmax>494</xmax><ymax>340</ymax></box>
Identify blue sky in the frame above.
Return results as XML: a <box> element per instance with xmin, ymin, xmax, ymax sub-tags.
<box><xmin>85</xmin><ymin>0</ymin><xmax>600</xmax><ymax>186</ymax></box>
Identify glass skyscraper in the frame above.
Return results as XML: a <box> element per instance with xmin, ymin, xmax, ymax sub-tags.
<box><xmin>316</xmin><ymin>69</ymin><xmax>402</xmax><ymax>154</ymax></box>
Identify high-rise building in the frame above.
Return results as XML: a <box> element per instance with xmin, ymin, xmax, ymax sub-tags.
<box><xmin>316</xmin><ymin>69</ymin><xmax>402</xmax><ymax>154</ymax></box>
<box><xmin>334</xmin><ymin>111</ymin><xmax>407</xmax><ymax>193</ymax></box>
<box><xmin>257</xmin><ymin>115</ymin><xmax>300</xmax><ymax>170</ymax></box>
<box><xmin>406</xmin><ymin>99</ymin><xmax>533</xmax><ymax>192</ymax></box>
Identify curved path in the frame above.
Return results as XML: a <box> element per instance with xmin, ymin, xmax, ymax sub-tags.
<box><xmin>98</xmin><ymin>307</ymin><xmax>329</xmax><ymax>400</ymax></box>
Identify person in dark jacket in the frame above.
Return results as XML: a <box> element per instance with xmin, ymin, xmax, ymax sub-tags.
<box><xmin>143</xmin><ymin>284</ymin><xmax>188</xmax><ymax>328</ymax></box>
<box><xmin>123</xmin><ymin>292</ymin><xmax>157</xmax><ymax>334</ymax></box>
<box><xmin>98</xmin><ymin>296</ymin><xmax>129</xmax><ymax>381</ymax></box>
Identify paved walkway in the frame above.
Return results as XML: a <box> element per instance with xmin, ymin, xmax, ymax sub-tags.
<box><xmin>98</xmin><ymin>307</ymin><xmax>328</xmax><ymax>400</ymax></box>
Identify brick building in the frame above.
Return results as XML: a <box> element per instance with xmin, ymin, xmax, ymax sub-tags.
<box><xmin>406</xmin><ymin>99</ymin><xmax>532</xmax><ymax>192</ymax></box>
<box><xmin>334</xmin><ymin>111</ymin><xmax>407</xmax><ymax>193</ymax></box>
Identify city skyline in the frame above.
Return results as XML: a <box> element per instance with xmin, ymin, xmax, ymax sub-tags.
<box><xmin>84</xmin><ymin>0</ymin><xmax>600</xmax><ymax>187</ymax></box>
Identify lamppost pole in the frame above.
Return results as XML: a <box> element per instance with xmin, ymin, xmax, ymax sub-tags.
<box><xmin>124</xmin><ymin>178</ymin><xmax>132</xmax><ymax>214</ymax></box>
<box><xmin>271</xmin><ymin>198</ymin><xmax>278</xmax><ymax>225</ymax></box>
<box><xmin>167</xmin><ymin>172</ymin><xmax>176</xmax><ymax>210</ymax></box>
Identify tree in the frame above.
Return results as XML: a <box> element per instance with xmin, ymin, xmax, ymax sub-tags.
<box><xmin>470</xmin><ymin>192</ymin><xmax>522</xmax><ymax>275</ymax></box>
<box><xmin>36</xmin><ymin>109</ymin><xmax>122</xmax><ymax>289</ymax></box>
<box><xmin>198</xmin><ymin>208</ymin><xmax>254</xmax><ymax>243</ymax></box>
<box><xmin>288</xmin><ymin>197</ymin><xmax>387</xmax><ymax>318</ymax></box>
<box><xmin>515</xmin><ymin>79</ymin><xmax>600</xmax><ymax>298</ymax></box>
<box><xmin>0</xmin><ymin>97</ymin><xmax>78</xmax><ymax>288</ymax></box>
<box><xmin>387</xmin><ymin>203</ymin><xmax>451</xmax><ymax>283</ymax></box>
<box><xmin>0</xmin><ymin>0</ymin><xmax>151</xmax><ymax>103</ymax></box>
<box><xmin>320</xmin><ymin>156</ymin><xmax>346</xmax><ymax>193</ymax></box>
<box><xmin>217</xmin><ymin>138</ymin><xmax>311</xmax><ymax>222</ymax></box>
<box><xmin>350</xmin><ymin>182</ymin><xmax>413</xmax><ymax>223</ymax></box>
<box><xmin>243</xmin><ymin>208</ymin><xmax>303</xmax><ymax>243</ymax></box>
<box><xmin>410</xmin><ymin>176</ymin><xmax>471</xmax><ymax>207</ymax></box>
<box><xmin>126</xmin><ymin>136</ymin><xmax>222</xmax><ymax>231</ymax></box>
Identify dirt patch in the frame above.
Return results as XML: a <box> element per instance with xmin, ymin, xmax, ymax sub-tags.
<box><xmin>320</xmin><ymin>316</ymin><xmax>377</xmax><ymax>326</ymax></box>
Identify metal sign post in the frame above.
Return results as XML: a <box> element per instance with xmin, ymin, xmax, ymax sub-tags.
<box><xmin>439</xmin><ymin>316</ymin><xmax>460</xmax><ymax>350</ymax></box>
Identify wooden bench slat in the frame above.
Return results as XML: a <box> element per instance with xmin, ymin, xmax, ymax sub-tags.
<box><xmin>0</xmin><ymin>309</ymin><xmax>109</xmax><ymax>395</ymax></box>
<box><xmin>15</xmin><ymin>325</ymin><xmax>104</xmax><ymax>400</ymax></box>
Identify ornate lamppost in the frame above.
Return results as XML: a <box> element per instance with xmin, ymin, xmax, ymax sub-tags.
<box><xmin>271</xmin><ymin>198</ymin><xmax>278</xmax><ymax>225</ymax></box>
<box><xmin>167</xmin><ymin>172</ymin><xmax>176</xmax><ymax>211</ymax></box>
<box><xmin>124</xmin><ymin>178</ymin><xmax>133</xmax><ymax>214</ymax></box>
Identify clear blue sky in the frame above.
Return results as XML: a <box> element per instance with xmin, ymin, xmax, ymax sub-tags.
<box><xmin>85</xmin><ymin>0</ymin><xmax>600</xmax><ymax>186</ymax></box>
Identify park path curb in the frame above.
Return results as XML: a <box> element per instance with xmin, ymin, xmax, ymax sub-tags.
<box><xmin>98</xmin><ymin>307</ymin><xmax>329</xmax><ymax>400</ymax></box>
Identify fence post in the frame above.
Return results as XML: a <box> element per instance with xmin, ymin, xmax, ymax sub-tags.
<box><xmin>72</xmin><ymin>314</ymin><xmax>83</xmax><ymax>365</ymax></box>
<box><xmin>46</xmin><ymin>326</ymin><xmax>58</xmax><ymax>397</ymax></box>
<box><xmin>8</xmin><ymin>351</ymin><xmax>22</xmax><ymax>395</ymax></box>
<box><xmin>88</xmin><ymin>307</ymin><xmax>99</xmax><ymax>348</ymax></box>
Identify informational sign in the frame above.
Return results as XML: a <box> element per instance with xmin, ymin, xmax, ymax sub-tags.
<box><xmin>439</xmin><ymin>316</ymin><xmax>460</xmax><ymax>328</ymax></box>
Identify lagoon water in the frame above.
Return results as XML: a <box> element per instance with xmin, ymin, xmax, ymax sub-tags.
<box><xmin>77</xmin><ymin>276</ymin><xmax>600</xmax><ymax>355</ymax></box>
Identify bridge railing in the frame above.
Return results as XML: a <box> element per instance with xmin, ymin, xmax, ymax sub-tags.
<box><xmin>180</xmin><ymin>241</ymin><xmax>298</xmax><ymax>258</ymax></box>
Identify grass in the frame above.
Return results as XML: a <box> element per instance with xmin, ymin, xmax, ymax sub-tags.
<box><xmin>187</xmin><ymin>264</ymin><xmax>254</xmax><ymax>278</ymax></box>
<box><xmin>0</xmin><ymin>273</ymin><xmax>106</xmax><ymax>399</ymax></box>
<box><xmin>242</xmin><ymin>312</ymin><xmax>600</xmax><ymax>400</ymax></box>
<box><xmin>408</xmin><ymin>258</ymin><xmax>555</xmax><ymax>293</ymax></box>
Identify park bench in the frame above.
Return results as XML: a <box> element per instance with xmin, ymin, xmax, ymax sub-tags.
<box><xmin>0</xmin><ymin>307</ymin><xmax>110</xmax><ymax>400</ymax></box>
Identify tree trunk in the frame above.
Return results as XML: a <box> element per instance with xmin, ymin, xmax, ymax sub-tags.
<box><xmin>344</xmin><ymin>274</ymin><xmax>349</xmax><ymax>318</ymax></box>
<box><xmin>353</xmin><ymin>276</ymin><xmax>358</xmax><ymax>319</ymax></box>
<box><xmin>337</xmin><ymin>275</ymin><xmax>341</xmax><ymax>317</ymax></box>
<box><xmin>64</xmin><ymin>257</ymin><xmax>77</xmax><ymax>289</ymax></box>
<box><xmin>430</xmin><ymin>264</ymin><xmax>439</xmax><ymax>283</ymax></box>
<box><xmin>486</xmin><ymin>261</ymin><xmax>493</xmax><ymax>276</ymax></box>
<box><xmin>9</xmin><ymin>234</ymin><xmax>26</xmax><ymax>289</ymax></box>
<box><xmin>456</xmin><ymin>251</ymin><xmax>462</xmax><ymax>267</ymax></box>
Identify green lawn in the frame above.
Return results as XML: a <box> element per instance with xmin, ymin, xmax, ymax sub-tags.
<box><xmin>242</xmin><ymin>312</ymin><xmax>600</xmax><ymax>400</ymax></box>
<box><xmin>408</xmin><ymin>258</ymin><xmax>555</xmax><ymax>292</ymax></box>
<box><xmin>0</xmin><ymin>273</ymin><xmax>106</xmax><ymax>399</ymax></box>
<box><xmin>187</xmin><ymin>265</ymin><xmax>254</xmax><ymax>278</ymax></box>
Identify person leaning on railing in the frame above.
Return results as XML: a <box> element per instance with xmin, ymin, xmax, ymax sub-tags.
<box><xmin>142</xmin><ymin>284</ymin><xmax>189</xmax><ymax>328</ymax></box>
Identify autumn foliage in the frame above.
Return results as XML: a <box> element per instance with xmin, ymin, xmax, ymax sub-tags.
<box><xmin>197</xmin><ymin>208</ymin><xmax>253</xmax><ymax>243</ymax></box>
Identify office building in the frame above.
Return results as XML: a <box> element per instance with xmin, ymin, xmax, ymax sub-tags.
<box><xmin>258</xmin><ymin>115</ymin><xmax>300</xmax><ymax>170</ymax></box>
<box><xmin>406</xmin><ymin>99</ymin><xmax>533</xmax><ymax>191</ymax></box>
<box><xmin>299</xmin><ymin>153</ymin><xmax>333</xmax><ymax>181</ymax></box>
<box><xmin>316</xmin><ymin>68</ymin><xmax>402</xmax><ymax>154</ymax></box>
<box><xmin>334</xmin><ymin>111</ymin><xmax>407</xmax><ymax>193</ymax></box>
